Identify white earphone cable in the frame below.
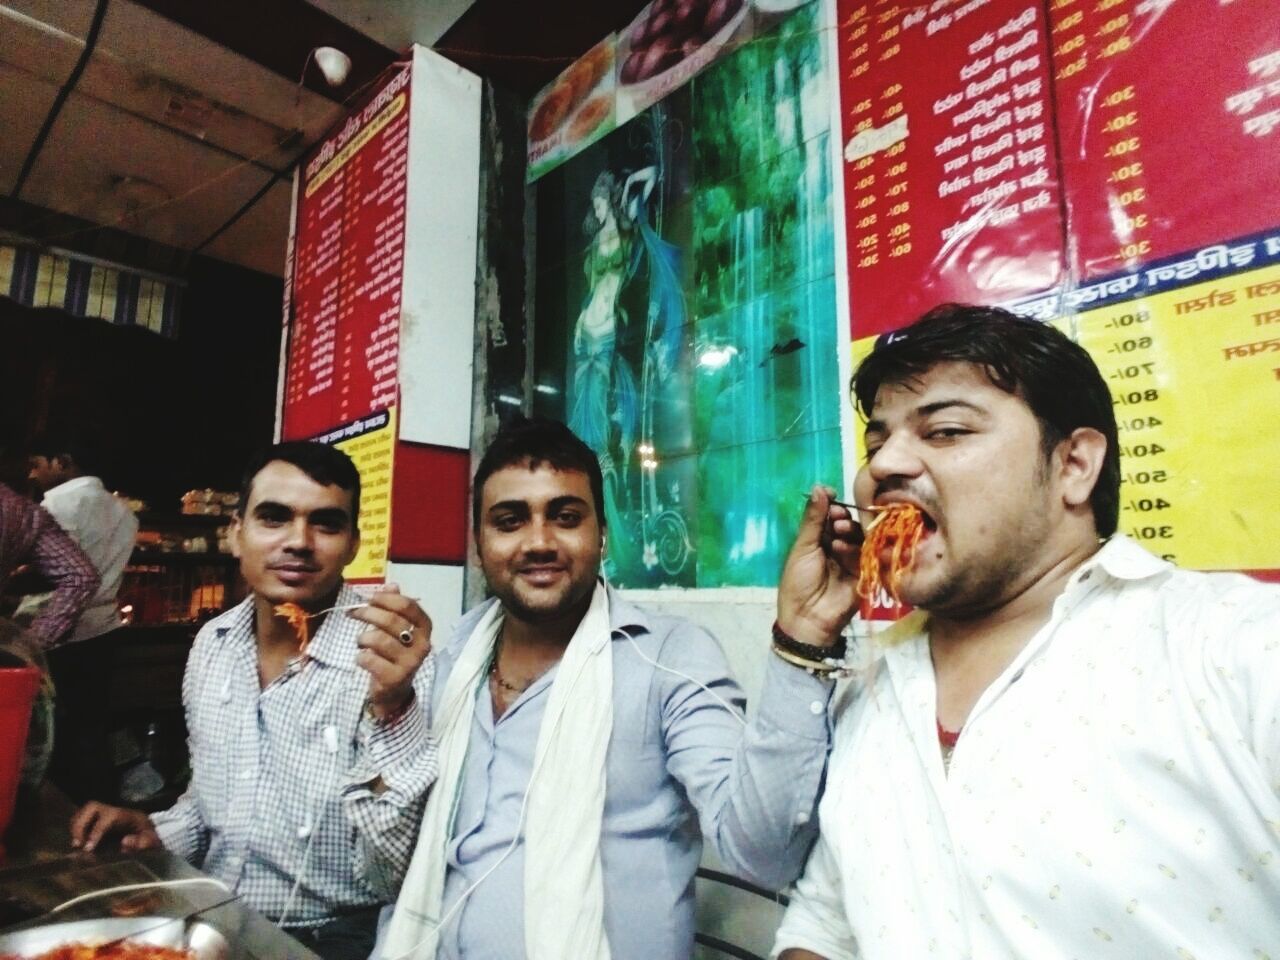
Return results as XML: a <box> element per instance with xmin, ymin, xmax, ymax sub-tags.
<box><xmin>624</xmin><ymin>634</ymin><xmax>747</xmax><ymax>728</ymax></box>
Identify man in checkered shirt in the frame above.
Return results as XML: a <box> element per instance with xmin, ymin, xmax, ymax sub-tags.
<box><xmin>70</xmin><ymin>442</ymin><xmax>438</xmax><ymax>960</ymax></box>
<box><xmin>0</xmin><ymin>480</ymin><xmax>99</xmax><ymax>647</ymax></box>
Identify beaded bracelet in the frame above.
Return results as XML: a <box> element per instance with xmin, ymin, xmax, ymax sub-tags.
<box><xmin>772</xmin><ymin>620</ymin><xmax>848</xmax><ymax>661</ymax></box>
<box><xmin>771</xmin><ymin>643</ymin><xmax>842</xmax><ymax>677</ymax></box>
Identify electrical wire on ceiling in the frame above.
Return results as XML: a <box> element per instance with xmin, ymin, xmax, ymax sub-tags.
<box><xmin>7</xmin><ymin>16</ymin><xmax>845</xmax><ymax>259</ymax></box>
<box><xmin>9</xmin><ymin>0</ymin><xmax>111</xmax><ymax>201</ymax></box>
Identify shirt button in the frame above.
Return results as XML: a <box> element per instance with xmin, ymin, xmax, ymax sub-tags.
<box><xmin>796</xmin><ymin>811</ymin><xmax>810</xmax><ymax>825</ymax></box>
<box><xmin>809</xmin><ymin>700</ymin><xmax>824</xmax><ymax>716</ymax></box>
<box><xmin>239</xmin><ymin>769</ymin><xmax>254</xmax><ymax>781</ymax></box>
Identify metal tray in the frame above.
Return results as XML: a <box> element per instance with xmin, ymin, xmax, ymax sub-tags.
<box><xmin>0</xmin><ymin>916</ymin><xmax>229</xmax><ymax>958</ymax></box>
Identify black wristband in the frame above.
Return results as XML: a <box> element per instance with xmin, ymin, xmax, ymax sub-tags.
<box><xmin>772</xmin><ymin>620</ymin><xmax>847</xmax><ymax>661</ymax></box>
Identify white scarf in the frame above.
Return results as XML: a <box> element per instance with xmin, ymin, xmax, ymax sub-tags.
<box><xmin>377</xmin><ymin>582</ymin><xmax>614</xmax><ymax>960</ymax></box>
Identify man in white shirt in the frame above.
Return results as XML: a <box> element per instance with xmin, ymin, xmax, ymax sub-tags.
<box><xmin>772</xmin><ymin>303</ymin><xmax>1280</xmax><ymax>960</ymax></box>
<box><xmin>24</xmin><ymin>432</ymin><xmax>138</xmax><ymax>800</ymax></box>
<box><xmin>26</xmin><ymin>433</ymin><xmax>138</xmax><ymax>643</ymax></box>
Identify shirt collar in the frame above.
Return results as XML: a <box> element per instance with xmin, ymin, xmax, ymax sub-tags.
<box><xmin>44</xmin><ymin>475</ymin><xmax>102</xmax><ymax>500</ymax></box>
<box><xmin>874</xmin><ymin>535</ymin><xmax>1168</xmax><ymax>651</ymax></box>
<box><xmin>603</xmin><ymin>584</ymin><xmax>653</xmax><ymax>638</ymax></box>
<box><xmin>213</xmin><ymin>595</ymin><xmax>256</xmax><ymax>647</ymax></box>
<box><xmin>444</xmin><ymin>580</ymin><xmax>653</xmax><ymax>656</ymax></box>
<box><xmin>1072</xmin><ymin>533</ymin><xmax>1170</xmax><ymax>586</ymax></box>
<box><xmin>301</xmin><ymin>583</ymin><xmax>365</xmax><ymax>670</ymax></box>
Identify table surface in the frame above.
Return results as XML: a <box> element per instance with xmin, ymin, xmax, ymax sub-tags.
<box><xmin>0</xmin><ymin>785</ymin><xmax>319</xmax><ymax>959</ymax></box>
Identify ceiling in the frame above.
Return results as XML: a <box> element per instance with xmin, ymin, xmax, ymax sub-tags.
<box><xmin>0</xmin><ymin>0</ymin><xmax>645</xmax><ymax>278</ymax></box>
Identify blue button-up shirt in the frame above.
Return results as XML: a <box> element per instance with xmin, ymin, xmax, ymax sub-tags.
<box><xmin>434</xmin><ymin>588</ymin><xmax>833</xmax><ymax>959</ymax></box>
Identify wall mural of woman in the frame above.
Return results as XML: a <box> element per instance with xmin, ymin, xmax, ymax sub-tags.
<box><xmin>568</xmin><ymin>123</ymin><xmax>691</xmax><ymax>581</ymax></box>
<box><xmin>568</xmin><ymin>171</ymin><xmax>643</xmax><ymax>478</ymax></box>
<box><xmin>529</xmin><ymin>1</ymin><xmax>841</xmax><ymax>589</ymax></box>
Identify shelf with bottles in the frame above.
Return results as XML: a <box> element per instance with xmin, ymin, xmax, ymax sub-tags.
<box><xmin>122</xmin><ymin>487</ymin><xmax>243</xmax><ymax>625</ymax></box>
<box><xmin>119</xmin><ymin>563</ymin><xmax>241</xmax><ymax>626</ymax></box>
<box><xmin>133</xmin><ymin>517</ymin><xmax>233</xmax><ymax>561</ymax></box>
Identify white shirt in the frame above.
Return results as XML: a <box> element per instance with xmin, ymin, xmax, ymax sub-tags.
<box><xmin>37</xmin><ymin>476</ymin><xmax>137</xmax><ymax>642</ymax></box>
<box><xmin>774</xmin><ymin>536</ymin><xmax>1280</xmax><ymax>960</ymax></box>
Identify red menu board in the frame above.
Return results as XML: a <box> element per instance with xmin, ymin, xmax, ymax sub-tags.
<box><xmin>1049</xmin><ymin>0</ymin><xmax>1280</xmax><ymax>280</ymax></box>
<box><xmin>836</xmin><ymin>0</ymin><xmax>1280</xmax><ymax>578</ymax></box>
<box><xmin>837</xmin><ymin>0</ymin><xmax>1067</xmax><ymax>336</ymax></box>
<box><xmin>281</xmin><ymin>64</ymin><xmax>411</xmax><ymax>440</ymax></box>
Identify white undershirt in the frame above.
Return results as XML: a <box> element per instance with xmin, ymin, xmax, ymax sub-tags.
<box><xmin>25</xmin><ymin>476</ymin><xmax>138</xmax><ymax>643</ymax></box>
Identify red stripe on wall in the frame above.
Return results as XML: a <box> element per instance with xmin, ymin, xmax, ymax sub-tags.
<box><xmin>389</xmin><ymin>442</ymin><xmax>470</xmax><ymax>565</ymax></box>
<box><xmin>1243</xmin><ymin>569</ymin><xmax>1280</xmax><ymax>584</ymax></box>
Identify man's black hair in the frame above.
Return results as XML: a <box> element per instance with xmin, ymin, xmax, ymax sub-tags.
<box><xmin>238</xmin><ymin>441</ymin><xmax>362</xmax><ymax>527</ymax></box>
<box><xmin>29</xmin><ymin>430</ymin><xmax>99</xmax><ymax>476</ymax></box>
<box><xmin>851</xmin><ymin>303</ymin><xmax>1120</xmax><ymax>537</ymax></box>
<box><xmin>472</xmin><ymin>416</ymin><xmax>605</xmax><ymax>531</ymax></box>
<box><xmin>0</xmin><ymin>428</ymin><xmax>25</xmax><ymax>490</ymax></box>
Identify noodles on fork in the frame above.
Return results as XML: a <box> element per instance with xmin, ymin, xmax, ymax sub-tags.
<box><xmin>273</xmin><ymin>601</ymin><xmax>311</xmax><ymax>654</ymax></box>
<box><xmin>857</xmin><ymin>503</ymin><xmax>926</xmax><ymax>606</ymax></box>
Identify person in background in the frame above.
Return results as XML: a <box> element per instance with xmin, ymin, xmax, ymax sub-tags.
<box><xmin>379</xmin><ymin>416</ymin><xmax>834</xmax><ymax>960</ymax></box>
<box><xmin>20</xmin><ymin>432</ymin><xmax>139</xmax><ymax>800</ymax></box>
<box><xmin>772</xmin><ymin>304</ymin><xmax>1280</xmax><ymax>960</ymax></box>
<box><xmin>0</xmin><ymin>480</ymin><xmax>98</xmax><ymax>650</ymax></box>
<box><xmin>25</xmin><ymin>432</ymin><xmax>139</xmax><ymax>644</ymax></box>
<box><xmin>69</xmin><ymin>442</ymin><xmax>438</xmax><ymax>960</ymax></box>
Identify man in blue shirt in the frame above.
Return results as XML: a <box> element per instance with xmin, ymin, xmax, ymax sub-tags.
<box><xmin>380</xmin><ymin>417</ymin><xmax>840</xmax><ymax>960</ymax></box>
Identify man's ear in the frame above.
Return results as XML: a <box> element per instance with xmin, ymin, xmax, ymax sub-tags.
<box><xmin>1059</xmin><ymin>427</ymin><xmax>1107</xmax><ymax>510</ymax></box>
<box><xmin>229</xmin><ymin>513</ymin><xmax>243</xmax><ymax>559</ymax></box>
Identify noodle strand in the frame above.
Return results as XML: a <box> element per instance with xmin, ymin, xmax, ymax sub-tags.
<box><xmin>857</xmin><ymin>503</ymin><xmax>926</xmax><ymax>606</ymax></box>
<box><xmin>273</xmin><ymin>601</ymin><xmax>311</xmax><ymax>654</ymax></box>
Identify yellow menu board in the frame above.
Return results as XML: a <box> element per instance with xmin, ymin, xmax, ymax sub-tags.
<box><xmin>1064</xmin><ymin>266</ymin><xmax>1280</xmax><ymax>571</ymax></box>
<box><xmin>330</xmin><ymin>406</ymin><xmax>397</xmax><ymax>582</ymax></box>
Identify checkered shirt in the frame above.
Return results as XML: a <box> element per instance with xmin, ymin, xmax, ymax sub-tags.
<box><xmin>150</xmin><ymin>584</ymin><xmax>439</xmax><ymax>925</ymax></box>
<box><xmin>0</xmin><ymin>481</ymin><xmax>99</xmax><ymax>648</ymax></box>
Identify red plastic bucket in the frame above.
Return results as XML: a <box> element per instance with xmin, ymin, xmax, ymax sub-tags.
<box><xmin>0</xmin><ymin>666</ymin><xmax>42</xmax><ymax>847</ymax></box>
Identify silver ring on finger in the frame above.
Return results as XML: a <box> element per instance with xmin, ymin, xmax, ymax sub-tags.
<box><xmin>398</xmin><ymin>627</ymin><xmax>415</xmax><ymax>647</ymax></box>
